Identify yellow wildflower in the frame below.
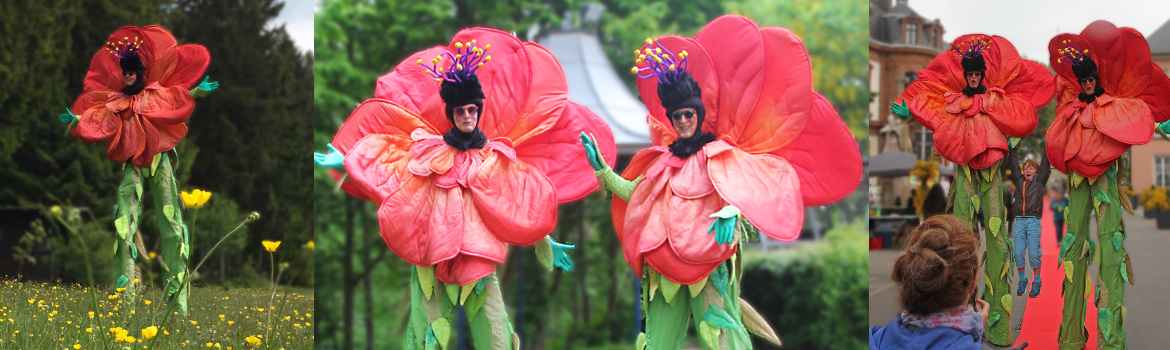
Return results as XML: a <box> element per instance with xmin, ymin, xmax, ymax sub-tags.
<box><xmin>73</xmin><ymin>344</ymin><xmax>80</xmax><ymax>349</ymax></box>
<box><xmin>85</xmin><ymin>328</ymin><xmax>92</xmax><ymax>334</ymax></box>
<box><xmin>181</xmin><ymin>189</ymin><xmax>213</xmax><ymax>208</ymax></box>
<box><xmin>144</xmin><ymin>300</ymin><xmax>152</xmax><ymax>305</ymax></box>
<box><xmin>142</xmin><ymin>326</ymin><xmax>157</xmax><ymax>340</ymax></box>
<box><xmin>305</xmin><ymin>241</ymin><xmax>314</xmax><ymax>250</ymax></box>
<box><xmin>228</xmin><ymin>321</ymin><xmax>235</xmax><ymax>325</ymax></box>
<box><xmin>245</xmin><ymin>335</ymin><xmax>261</xmax><ymax>346</ymax></box>
<box><xmin>262</xmin><ymin>240</ymin><xmax>281</xmax><ymax>252</ymax></box>
<box><xmin>219</xmin><ymin>314</ymin><xmax>225</xmax><ymax>320</ymax></box>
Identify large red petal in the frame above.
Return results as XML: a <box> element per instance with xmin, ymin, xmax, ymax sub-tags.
<box><xmin>1093</xmin><ymin>96</ymin><xmax>1153</xmax><ymax>145</ymax></box>
<box><xmin>915</xmin><ymin>43</ymin><xmax>968</xmax><ymax>92</ymax></box>
<box><xmin>613</xmin><ymin>147</ymin><xmax>667</xmax><ymax>275</ymax></box>
<box><xmin>450</xmin><ymin>28</ymin><xmax>531</xmax><ymax>139</ymax></box>
<box><xmin>772</xmin><ymin>93</ymin><xmax>861</xmax><ymax>206</ymax></box>
<box><xmin>1046</xmin><ymin>112</ymin><xmax>1074</xmax><ymax>174</ymax></box>
<box><xmin>469</xmin><ymin>152</ymin><xmax>557</xmax><ymax>246</ymax></box>
<box><xmin>136</xmin><ymin>85</ymin><xmax>195</xmax><ymax>125</ymax></box>
<box><xmin>85</xmin><ymin>27</ymin><xmax>145</xmax><ymax>92</ymax></box>
<box><xmin>140</xmin><ymin>25</ymin><xmax>179</xmax><ymax>85</ymax></box>
<box><xmin>635</xmin><ymin>36</ymin><xmax>719</xmax><ymax>146</ymax></box>
<box><xmin>983</xmin><ymin>92</ymin><xmax>1039</xmax><ymax>138</ymax></box>
<box><xmin>1048</xmin><ymin>34</ymin><xmax>1093</xmax><ymax>93</ymax></box>
<box><xmin>694</xmin><ymin>15</ymin><xmax>766</xmax><ymax>141</ymax></box>
<box><xmin>377</xmin><ymin>176</ymin><xmax>463</xmax><ymax>267</ymax></box>
<box><xmin>1081</xmin><ymin>22</ymin><xmax>1151</xmax><ymax>99</ymax></box>
<box><xmin>131</xmin><ymin>117</ymin><xmax>160</xmax><ymax>168</ymax></box>
<box><xmin>435</xmin><ymin>254</ymin><xmax>498</xmax><ymax>286</ymax></box>
<box><xmin>898</xmin><ymin>80</ymin><xmax>953</xmax><ymax>131</ymax></box>
<box><xmin>332</xmin><ymin>99</ymin><xmax>437</xmax><ymax>154</ymax></box>
<box><xmin>1139</xmin><ymin>64</ymin><xmax>1170</xmax><ymax>123</ymax></box>
<box><xmin>1071</xmin><ymin>125</ymin><xmax>1130</xmax><ymax>170</ymax></box>
<box><xmin>71</xmin><ymin>90</ymin><xmax>112</xmax><ymax>115</ymax></box>
<box><xmin>164</xmin><ymin>44</ymin><xmax>210</xmax><ymax>89</ymax></box>
<box><xmin>933</xmin><ymin>113</ymin><xmax>988</xmax><ymax>166</ymax></box>
<box><xmin>72</xmin><ymin>106</ymin><xmax>121</xmax><ymax>143</ymax></box>
<box><xmin>374</xmin><ymin>46</ymin><xmax>450</xmax><ymax>128</ymax></box>
<box><xmin>107</xmin><ymin>112</ymin><xmax>145</xmax><ymax>163</ymax></box>
<box><xmin>644</xmin><ymin>245</ymin><xmax>732</xmax><ymax>285</ymax></box>
<box><xmin>664</xmin><ymin>191</ymin><xmax>731</xmax><ymax>265</ymax></box>
<box><xmin>513</xmin><ymin>102</ymin><xmax>616</xmax><ymax>203</ymax></box>
<box><xmin>735</xmin><ymin>27</ymin><xmax>812</xmax><ymax>154</ymax></box>
<box><xmin>707</xmin><ymin>148</ymin><xmax>804</xmax><ymax>241</ymax></box>
<box><xmin>994</xmin><ymin>36</ymin><xmax>1055</xmax><ymax>108</ymax></box>
<box><xmin>343</xmin><ymin>134</ymin><xmax>414</xmax><ymax>203</ymax></box>
<box><xmin>155</xmin><ymin>123</ymin><xmax>187</xmax><ymax>153</ymax></box>
<box><xmin>502</xmin><ymin>43</ymin><xmax>569</xmax><ymax>145</ymax></box>
<box><xmin>622</xmin><ymin>155</ymin><xmax>674</xmax><ymax>276</ymax></box>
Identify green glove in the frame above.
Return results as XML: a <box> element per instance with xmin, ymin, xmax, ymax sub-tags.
<box><xmin>314</xmin><ymin>143</ymin><xmax>344</xmax><ymax>168</ymax></box>
<box><xmin>580</xmin><ymin>132</ymin><xmax>606</xmax><ymax>171</ymax></box>
<box><xmin>707</xmin><ymin>206</ymin><xmax>739</xmax><ymax>245</ymax></box>
<box><xmin>59</xmin><ymin>107</ymin><xmax>78</xmax><ymax>123</ymax></box>
<box><xmin>1158</xmin><ymin>120</ymin><xmax>1170</xmax><ymax>141</ymax></box>
<box><xmin>581</xmin><ymin>131</ymin><xmax>641</xmax><ymax>201</ymax></box>
<box><xmin>189</xmin><ymin>76</ymin><xmax>219</xmax><ymax>97</ymax></box>
<box><xmin>889</xmin><ymin>100</ymin><xmax>911</xmax><ymax>118</ymax></box>
<box><xmin>548</xmin><ymin>238</ymin><xmax>575</xmax><ymax>271</ymax></box>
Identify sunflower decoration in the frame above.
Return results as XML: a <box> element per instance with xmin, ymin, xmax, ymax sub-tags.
<box><xmin>909</xmin><ymin>157</ymin><xmax>940</xmax><ymax>216</ymax></box>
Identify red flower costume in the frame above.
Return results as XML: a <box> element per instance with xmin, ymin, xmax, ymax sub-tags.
<box><xmin>614</xmin><ymin>16</ymin><xmax>861</xmax><ymax>284</ymax></box>
<box><xmin>897</xmin><ymin>35</ymin><xmax>1053</xmax><ymax>169</ymax></box>
<box><xmin>330</xmin><ymin>28</ymin><xmax>617</xmax><ymax>286</ymax></box>
<box><xmin>1046</xmin><ymin>21</ymin><xmax>1170</xmax><ymax>178</ymax></box>
<box><xmin>70</xmin><ymin>25</ymin><xmax>210</xmax><ymax>168</ymax></box>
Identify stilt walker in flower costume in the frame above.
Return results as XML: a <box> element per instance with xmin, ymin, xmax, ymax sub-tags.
<box><xmin>1046</xmin><ymin>20</ymin><xmax>1170</xmax><ymax>349</ymax></box>
<box><xmin>314</xmin><ymin>28</ymin><xmax>617</xmax><ymax>349</ymax></box>
<box><xmin>61</xmin><ymin>25</ymin><xmax>218</xmax><ymax>315</ymax></box>
<box><xmin>889</xmin><ymin>34</ymin><xmax>1054</xmax><ymax>345</ymax></box>
<box><xmin>580</xmin><ymin>16</ymin><xmax>862</xmax><ymax>349</ymax></box>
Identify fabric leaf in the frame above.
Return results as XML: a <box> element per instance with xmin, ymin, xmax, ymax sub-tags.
<box><xmin>971</xmin><ymin>195</ymin><xmax>981</xmax><ymax>213</ymax></box>
<box><xmin>431</xmin><ymin>318</ymin><xmax>451</xmax><ymax>350</ymax></box>
<box><xmin>1113</xmin><ymin>233</ymin><xmax>1123</xmax><ymax>252</ymax></box>
<box><xmin>988</xmin><ymin>312</ymin><xmax>1002</xmax><ymax>328</ymax></box>
<box><xmin>711</xmin><ymin>264</ymin><xmax>729</xmax><ymax>297</ymax></box>
<box><xmin>636</xmin><ymin>333</ymin><xmax>647</xmax><ymax>350</ymax></box>
<box><xmin>1000</xmin><ymin>256</ymin><xmax>1010</xmax><ymax>280</ymax></box>
<box><xmin>163</xmin><ymin>205</ymin><xmax>175</xmax><ymax>223</ymax></box>
<box><xmin>704</xmin><ymin>305</ymin><xmax>739</xmax><ymax>330</ymax></box>
<box><xmin>466</xmin><ymin>288</ymin><xmax>487</xmax><ymax>321</ymax></box>
<box><xmin>740</xmin><ymin>298</ymin><xmax>781</xmax><ymax>346</ymax></box>
<box><xmin>1000</xmin><ymin>294</ymin><xmax>1012</xmax><ymax>317</ymax></box>
<box><xmin>1081</xmin><ymin>241</ymin><xmax>1090</xmax><ymax>260</ymax></box>
<box><xmin>475</xmin><ymin>277</ymin><xmax>488</xmax><ymax>295</ymax></box>
<box><xmin>418</xmin><ymin>266</ymin><xmax>435</xmax><ymax>301</ymax></box>
<box><xmin>648</xmin><ymin>269</ymin><xmax>659</xmax><ymax>302</ymax></box>
<box><xmin>689</xmin><ymin>277</ymin><xmax>708</xmax><ymax>298</ymax></box>
<box><xmin>535</xmin><ymin>238</ymin><xmax>554</xmax><ymax>271</ymax></box>
<box><xmin>989</xmin><ymin>217</ymin><xmax>1001</xmax><ymax>237</ymax></box>
<box><xmin>445</xmin><ymin>283</ymin><xmax>459</xmax><ymax>306</ymax></box>
<box><xmin>1064</xmin><ymin>260</ymin><xmax>1075</xmax><ymax>282</ymax></box>
<box><xmin>425</xmin><ymin>327</ymin><xmax>438</xmax><ymax>350</ymax></box>
<box><xmin>660</xmin><ymin>276</ymin><xmax>681</xmax><ymax>304</ymax></box>
<box><xmin>116</xmin><ymin>275</ymin><xmax>129</xmax><ymax>288</ymax></box>
<box><xmin>1124</xmin><ymin>253</ymin><xmax>1134</xmax><ymax>285</ymax></box>
<box><xmin>1099</xmin><ymin>308</ymin><xmax>1113</xmax><ymax>343</ymax></box>
<box><xmin>114</xmin><ymin>216</ymin><xmax>129</xmax><ymax>240</ymax></box>
<box><xmin>1071</xmin><ymin>172</ymin><xmax>1084</xmax><ymax>188</ymax></box>
<box><xmin>698</xmin><ymin>320</ymin><xmax>720</xmax><ymax>350</ymax></box>
<box><xmin>984</xmin><ymin>274</ymin><xmax>994</xmax><ymax>296</ymax></box>
<box><xmin>460</xmin><ymin>283</ymin><xmax>475</xmax><ymax>305</ymax></box>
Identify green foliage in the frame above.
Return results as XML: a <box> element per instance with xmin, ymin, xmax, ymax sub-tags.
<box><xmin>739</xmin><ymin>220</ymin><xmax>868</xmax><ymax>349</ymax></box>
<box><xmin>47</xmin><ymin>209</ymin><xmax>117</xmax><ymax>284</ymax></box>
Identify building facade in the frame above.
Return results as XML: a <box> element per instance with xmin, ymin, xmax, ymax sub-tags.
<box><xmin>1129</xmin><ymin>17</ymin><xmax>1170</xmax><ymax>194</ymax></box>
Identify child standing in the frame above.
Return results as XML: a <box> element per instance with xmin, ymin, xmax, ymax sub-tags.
<box><xmin>1009</xmin><ymin>147</ymin><xmax>1050</xmax><ymax>298</ymax></box>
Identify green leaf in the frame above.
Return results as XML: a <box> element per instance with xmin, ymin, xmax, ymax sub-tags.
<box><xmin>1071</xmin><ymin>172</ymin><xmax>1085</xmax><ymax>188</ymax></box>
<box><xmin>1096</xmin><ymin>186</ymin><xmax>1110</xmax><ymax>203</ymax></box>
<box><xmin>177</xmin><ymin>271</ymin><xmax>186</xmax><ymax>284</ymax></box>
<box><xmin>1000</xmin><ymin>294</ymin><xmax>1012</xmax><ymax>317</ymax></box>
<box><xmin>150</xmin><ymin>153</ymin><xmax>161</xmax><ymax>177</ymax></box>
<box><xmin>535</xmin><ymin>237</ymin><xmax>554</xmax><ymax>271</ymax></box>
<box><xmin>1099</xmin><ymin>308</ymin><xmax>1113</xmax><ymax>343</ymax></box>
<box><xmin>698</xmin><ymin>320</ymin><xmax>720</xmax><ymax>350</ymax></box>
<box><xmin>1124</xmin><ymin>253</ymin><xmax>1134</xmax><ymax>285</ymax></box>
<box><xmin>1113</xmin><ymin>233</ymin><xmax>1123</xmax><ymax>252</ymax></box>
<box><xmin>963</xmin><ymin>165</ymin><xmax>972</xmax><ymax>182</ymax></box>
<box><xmin>704</xmin><ymin>305</ymin><xmax>739</xmax><ymax>330</ymax></box>
<box><xmin>988</xmin><ymin>312</ymin><xmax>1002</xmax><ymax>328</ymax></box>
<box><xmin>711</xmin><ymin>263</ymin><xmax>729</xmax><ymax>297</ymax></box>
<box><xmin>636</xmin><ymin>333</ymin><xmax>647</xmax><ymax>350</ymax></box>
<box><xmin>989</xmin><ymin>217</ymin><xmax>1002</xmax><ymax>237</ymax></box>
<box><xmin>474</xmin><ymin>276</ymin><xmax>488</xmax><ymax>295</ymax></box>
<box><xmin>460</xmin><ymin>283</ymin><xmax>474</xmax><ymax>305</ymax></box>
<box><xmin>660</xmin><ymin>276</ymin><xmax>681</xmax><ymax>304</ymax></box>
<box><xmin>135</xmin><ymin>183</ymin><xmax>143</xmax><ymax>199</ymax></box>
<box><xmin>116</xmin><ymin>275</ymin><xmax>129</xmax><ymax>288</ymax></box>
<box><xmin>163</xmin><ymin>205</ymin><xmax>175</xmax><ymax>223</ymax></box>
<box><xmin>1060</xmin><ymin>234</ymin><xmax>1075</xmax><ymax>263</ymax></box>
<box><xmin>445</xmin><ymin>283</ymin><xmax>459</xmax><ymax>306</ymax></box>
<box><xmin>984</xmin><ymin>274</ymin><xmax>994</xmax><ymax>296</ymax></box>
<box><xmin>425</xmin><ymin>327</ymin><xmax>438</xmax><ymax>350</ymax></box>
<box><xmin>430</xmin><ymin>318</ymin><xmax>451</xmax><ymax>349</ymax></box>
<box><xmin>689</xmin><ymin>277</ymin><xmax>707</xmax><ymax>298</ymax></box>
<box><xmin>1121</xmin><ymin>261</ymin><xmax>1131</xmax><ymax>285</ymax></box>
<box><xmin>971</xmin><ymin>195</ymin><xmax>981</xmax><ymax>213</ymax></box>
<box><xmin>114</xmin><ymin>216</ymin><xmax>129</xmax><ymax>240</ymax></box>
<box><xmin>1064</xmin><ymin>260</ymin><xmax>1075</xmax><ymax>282</ymax></box>
<box><xmin>466</xmin><ymin>288</ymin><xmax>487</xmax><ymax>321</ymax></box>
<box><xmin>418</xmin><ymin>266</ymin><xmax>435</xmax><ymax>301</ymax></box>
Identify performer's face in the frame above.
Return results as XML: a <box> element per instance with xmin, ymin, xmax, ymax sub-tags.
<box><xmin>965</xmin><ymin>71</ymin><xmax>982</xmax><ymax>89</ymax></box>
<box><xmin>1023</xmin><ymin>164</ymin><xmax>1037</xmax><ymax>180</ymax></box>
<box><xmin>123</xmin><ymin>71</ymin><xmax>137</xmax><ymax>86</ymax></box>
<box><xmin>1080</xmin><ymin>76</ymin><xmax>1097</xmax><ymax>95</ymax></box>
<box><xmin>453</xmin><ymin>103</ymin><xmax>479</xmax><ymax>133</ymax></box>
<box><xmin>671</xmin><ymin>108</ymin><xmax>698</xmax><ymax>139</ymax></box>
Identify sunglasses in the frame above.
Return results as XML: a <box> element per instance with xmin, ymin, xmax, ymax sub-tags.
<box><xmin>1078</xmin><ymin>76</ymin><xmax>1096</xmax><ymax>85</ymax></box>
<box><xmin>964</xmin><ymin>71</ymin><xmax>982</xmax><ymax>78</ymax></box>
<box><xmin>671</xmin><ymin>109</ymin><xmax>697</xmax><ymax>122</ymax></box>
<box><xmin>454</xmin><ymin>105</ymin><xmax>478</xmax><ymax>117</ymax></box>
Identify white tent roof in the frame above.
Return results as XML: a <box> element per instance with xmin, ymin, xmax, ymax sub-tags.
<box><xmin>539</xmin><ymin>31</ymin><xmax>652</xmax><ymax>156</ymax></box>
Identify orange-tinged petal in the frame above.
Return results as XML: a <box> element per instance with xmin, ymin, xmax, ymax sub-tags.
<box><xmin>136</xmin><ymin>85</ymin><xmax>195</xmax><ymax>125</ymax></box>
<box><xmin>644</xmin><ymin>245</ymin><xmax>732</xmax><ymax>285</ymax></box>
<box><xmin>435</xmin><ymin>254</ymin><xmax>498</xmax><ymax>286</ymax></box>
<box><xmin>373</xmin><ymin>46</ymin><xmax>449</xmax><ymax>128</ymax></box>
<box><xmin>140</xmin><ymin>25</ymin><xmax>179</xmax><ymax>85</ymax></box>
<box><xmin>155</xmin><ymin>123</ymin><xmax>187</xmax><ymax>154</ymax></box>
<box><xmin>707</xmin><ymin>147</ymin><xmax>804</xmax><ymax>241</ymax></box>
<box><xmin>343</xmin><ymin>134</ymin><xmax>414</xmax><ymax>203</ymax></box>
<box><xmin>73</xmin><ymin>106</ymin><xmax>121</xmax><ymax>143</ymax></box>
<box><xmin>983</xmin><ymin>92</ymin><xmax>1039</xmax><ymax>138</ymax></box>
<box><xmin>1093</xmin><ymin>95</ymin><xmax>1153</xmax><ymax>145</ymax></box>
<box><xmin>469</xmin><ymin>152</ymin><xmax>557</xmax><ymax>246</ymax></box>
<box><xmin>377</xmin><ymin>176</ymin><xmax>462</xmax><ymax>267</ymax></box>
<box><xmin>773</xmin><ymin>93</ymin><xmax>863</xmax><ymax>206</ymax></box>
<box><xmin>71</xmin><ymin>90</ymin><xmax>113</xmax><ymax>116</ymax></box>
<box><xmin>512</xmin><ymin>102</ymin><xmax>616</xmax><ymax>203</ymax></box>
<box><xmin>131</xmin><ymin>117</ymin><xmax>160</xmax><ymax>168</ymax></box>
<box><xmin>332</xmin><ymin>99</ymin><xmax>437</xmax><ymax>155</ymax></box>
<box><xmin>734</xmin><ymin>27</ymin><xmax>812</xmax><ymax>154</ymax></box>
<box><xmin>694</xmin><ymin>15</ymin><xmax>766</xmax><ymax>143</ymax></box>
<box><xmin>108</xmin><ymin>112</ymin><xmax>145</xmax><ymax>163</ymax></box>
<box><xmin>165</xmin><ymin>44</ymin><xmax>210</xmax><ymax>89</ymax></box>
<box><xmin>500</xmin><ymin>43</ymin><xmax>568</xmax><ymax>146</ymax></box>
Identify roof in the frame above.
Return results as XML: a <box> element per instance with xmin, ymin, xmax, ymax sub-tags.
<box><xmin>1149</xmin><ymin>17</ymin><xmax>1170</xmax><ymax>54</ymax></box>
<box><xmin>869</xmin><ymin>0</ymin><xmax>943</xmax><ymax>50</ymax></box>
<box><xmin>539</xmin><ymin>31</ymin><xmax>652</xmax><ymax>156</ymax></box>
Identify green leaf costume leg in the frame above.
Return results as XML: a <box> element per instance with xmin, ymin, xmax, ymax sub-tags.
<box><xmin>953</xmin><ymin>163</ymin><xmax>1013</xmax><ymax>346</ymax></box>
<box><xmin>643</xmin><ymin>261</ymin><xmax>754</xmax><ymax>350</ymax></box>
<box><xmin>1060</xmin><ymin>167</ymin><xmax>1128</xmax><ymax>349</ymax></box>
<box><xmin>406</xmin><ymin>267</ymin><xmax>514</xmax><ymax>350</ymax></box>
<box><xmin>151</xmin><ymin>152</ymin><xmax>189</xmax><ymax>314</ymax></box>
<box><xmin>114</xmin><ymin>167</ymin><xmax>144</xmax><ymax>302</ymax></box>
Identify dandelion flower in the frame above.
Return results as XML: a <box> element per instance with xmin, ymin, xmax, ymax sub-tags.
<box><xmin>262</xmin><ymin>240</ymin><xmax>281</xmax><ymax>252</ymax></box>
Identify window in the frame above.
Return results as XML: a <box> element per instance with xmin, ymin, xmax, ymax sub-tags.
<box><xmin>905</xmin><ymin>23</ymin><xmax>918</xmax><ymax>45</ymax></box>
<box><xmin>903</xmin><ymin>72</ymin><xmax>918</xmax><ymax>90</ymax></box>
<box><xmin>913</xmin><ymin>127</ymin><xmax>933</xmax><ymax>160</ymax></box>
<box><xmin>1156</xmin><ymin>156</ymin><xmax>1170</xmax><ymax>187</ymax></box>
<box><xmin>924</xmin><ymin>29</ymin><xmax>933</xmax><ymax>48</ymax></box>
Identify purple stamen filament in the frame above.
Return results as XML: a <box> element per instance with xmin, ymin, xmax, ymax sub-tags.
<box><xmin>632</xmin><ymin>39</ymin><xmax>689</xmax><ymax>85</ymax></box>
<box><xmin>418</xmin><ymin>40</ymin><xmax>492</xmax><ymax>83</ymax></box>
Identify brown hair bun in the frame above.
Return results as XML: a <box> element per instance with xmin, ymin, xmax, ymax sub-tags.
<box><xmin>892</xmin><ymin>215</ymin><xmax>980</xmax><ymax>315</ymax></box>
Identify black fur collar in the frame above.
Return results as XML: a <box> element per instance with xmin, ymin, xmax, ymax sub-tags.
<box><xmin>668</xmin><ymin>132</ymin><xmax>716</xmax><ymax>159</ymax></box>
<box><xmin>443</xmin><ymin>127</ymin><xmax>487</xmax><ymax>151</ymax></box>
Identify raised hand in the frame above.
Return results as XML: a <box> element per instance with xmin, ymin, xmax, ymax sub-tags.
<box><xmin>707</xmin><ymin>205</ymin><xmax>740</xmax><ymax>245</ymax></box>
<box><xmin>549</xmin><ymin>238</ymin><xmax>576</xmax><ymax>271</ymax></box>
<box><xmin>889</xmin><ymin>100</ymin><xmax>910</xmax><ymax>118</ymax></box>
<box><xmin>59</xmin><ymin>107</ymin><xmax>78</xmax><ymax>123</ymax></box>
<box><xmin>314</xmin><ymin>143</ymin><xmax>344</xmax><ymax>168</ymax></box>
<box><xmin>580</xmin><ymin>131</ymin><xmax>605</xmax><ymax>171</ymax></box>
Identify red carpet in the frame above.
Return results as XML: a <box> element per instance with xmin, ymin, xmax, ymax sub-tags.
<box><xmin>1011</xmin><ymin>196</ymin><xmax>1097</xmax><ymax>349</ymax></box>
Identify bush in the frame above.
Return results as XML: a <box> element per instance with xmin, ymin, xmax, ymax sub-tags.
<box><xmin>739</xmin><ymin>220</ymin><xmax>868</xmax><ymax>349</ymax></box>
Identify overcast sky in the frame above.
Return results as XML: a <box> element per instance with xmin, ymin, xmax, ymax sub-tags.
<box><xmin>911</xmin><ymin>0</ymin><xmax>1169</xmax><ymax>62</ymax></box>
<box><xmin>272</xmin><ymin>0</ymin><xmax>314</xmax><ymax>53</ymax></box>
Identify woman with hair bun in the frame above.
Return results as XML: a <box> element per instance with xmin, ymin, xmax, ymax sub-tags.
<box><xmin>869</xmin><ymin>215</ymin><xmax>989</xmax><ymax>349</ymax></box>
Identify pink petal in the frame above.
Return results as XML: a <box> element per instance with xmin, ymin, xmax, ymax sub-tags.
<box><xmin>377</xmin><ymin>177</ymin><xmax>463</xmax><ymax>267</ymax></box>
<box><xmin>344</xmin><ymin>134</ymin><xmax>415</xmax><ymax>203</ymax></box>
<box><xmin>771</xmin><ymin>93</ymin><xmax>862</xmax><ymax>206</ymax></box>
<box><xmin>513</xmin><ymin>102</ymin><xmax>617</xmax><ymax>202</ymax></box>
<box><xmin>707</xmin><ymin>148</ymin><xmax>803</xmax><ymax>241</ymax></box>
<box><xmin>333</xmin><ymin>99</ymin><xmax>437</xmax><ymax>155</ymax></box>
<box><xmin>469</xmin><ymin>152</ymin><xmax>557</xmax><ymax>246</ymax></box>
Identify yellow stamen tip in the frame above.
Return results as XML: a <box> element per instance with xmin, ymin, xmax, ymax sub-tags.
<box><xmin>631</xmin><ymin>67</ymin><xmax>639</xmax><ymax>74</ymax></box>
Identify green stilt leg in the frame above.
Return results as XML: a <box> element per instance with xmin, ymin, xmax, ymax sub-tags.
<box><xmin>643</xmin><ymin>268</ymin><xmax>689</xmax><ymax>350</ymax></box>
<box><xmin>151</xmin><ymin>152</ymin><xmax>189</xmax><ymax>314</ymax></box>
<box><xmin>405</xmin><ymin>266</ymin><xmax>447</xmax><ymax>350</ymax></box>
<box><xmin>688</xmin><ymin>262</ymin><xmax>750</xmax><ymax>350</ymax></box>
<box><xmin>1093</xmin><ymin>169</ymin><xmax>1128</xmax><ymax>349</ymax></box>
<box><xmin>1059</xmin><ymin>172</ymin><xmax>1092</xmax><ymax>349</ymax></box>
<box><xmin>113</xmin><ymin>166</ymin><xmax>144</xmax><ymax>301</ymax></box>
<box><xmin>953</xmin><ymin>163</ymin><xmax>1013</xmax><ymax>345</ymax></box>
<box><xmin>469</xmin><ymin>274</ymin><xmax>514</xmax><ymax>350</ymax></box>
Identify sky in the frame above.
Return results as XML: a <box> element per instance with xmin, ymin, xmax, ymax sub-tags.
<box><xmin>911</xmin><ymin>0</ymin><xmax>1170</xmax><ymax>62</ymax></box>
<box><xmin>272</xmin><ymin>0</ymin><xmax>314</xmax><ymax>53</ymax></box>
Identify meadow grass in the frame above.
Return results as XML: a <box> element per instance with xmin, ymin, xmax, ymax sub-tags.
<box><xmin>0</xmin><ymin>279</ymin><xmax>313</xmax><ymax>349</ymax></box>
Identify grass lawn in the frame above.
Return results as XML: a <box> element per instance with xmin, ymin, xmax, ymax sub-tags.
<box><xmin>0</xmin><ymin>279</ymin><xmax>313</xmax><ymax>349</ymax></box>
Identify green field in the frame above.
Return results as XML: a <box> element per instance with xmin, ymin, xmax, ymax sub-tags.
<box><xmin>0</xmin><ymin>280</ymin><xmax>313</xmax><ymax>349</ymax></box>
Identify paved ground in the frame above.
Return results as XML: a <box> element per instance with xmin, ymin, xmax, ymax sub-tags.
<box><xmin>870</xmin><ymin>203</ymin><xmax>1170</xmax><ymax>349</ymax></box>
